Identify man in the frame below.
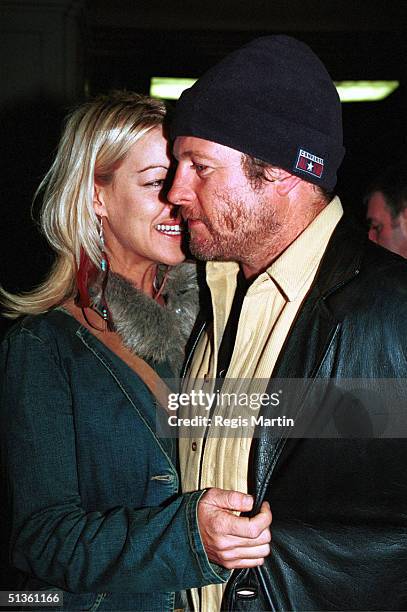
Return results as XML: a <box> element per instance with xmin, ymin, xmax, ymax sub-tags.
<box><xmin>365</xmin><ymin>161</ymin><xmax>407</xmax><ymax>257</ymax></box>
<box><xmin>169</xmin><ymin>36</ymin><xmax>407</xmax><ymax>610</ymax></box>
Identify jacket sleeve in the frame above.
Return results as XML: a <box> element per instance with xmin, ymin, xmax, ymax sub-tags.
<box><xmin>0</xmin><ymin>326</ymin><xmax>229</xmax><ymax>593</ymax></box>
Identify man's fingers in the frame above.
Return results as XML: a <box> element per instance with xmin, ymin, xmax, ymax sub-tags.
<box><xmin>226</xmin><ymin>526</ymin><xmax>272</xmax><ymax>548</ymax></box>
<box><xmin>197</xmin><ymin>489</ymin><xmax>272</xmax><ymax>569</ymax></box>
<box><xmin>259</xmin><ymin>500</ymin><xmax>272</xmax><ymax>516</ymax></box>
<box><xmin>220</xmin><ymin>543</ymin><xmax>271</xmax><ymax>562</ymax></box>
<box><xmin>247</xmin><ymin>501</ymin><xmax>272</xmax><ymax>538</ymax></box>
<box><xmin>228</xmin><ymin>501</ymin><xmax>272</xmax><ymax>539</ymax></box>
<box><xmin>214</xmin><ymin>526</ymin><xmax>271</xmax><ymax>553</ymax></box>
<box><xmin>201</xmin><ymin>488</ymin><xmax>254</xmax><ymax>513</ymax></box>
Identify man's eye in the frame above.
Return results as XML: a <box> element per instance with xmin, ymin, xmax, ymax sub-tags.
<box><xmin>192</xmin><ymin>162</ymin><xmax>209</xmax><ymax>174</ymax></box>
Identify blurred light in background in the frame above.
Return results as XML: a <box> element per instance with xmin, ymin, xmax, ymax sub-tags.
<box><xmin>150</xmin><ymin>77</ymin><xmax>197</xmax><ymax>100</ymax></box>
<box><xmin>334</xmin><ymin>80</ymin><xmax>399</xmax><ymax>102</ymax></box>
<box><xmin>150</xmin><ymin>77</ymin><xmax>400</xmax><ymax>102</ymax></box>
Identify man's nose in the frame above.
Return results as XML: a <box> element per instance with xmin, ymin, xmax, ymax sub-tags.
<box><xmin>167</xmin><ymin>166</ymin><xmax>194</xmax><ymax>207</ymax></box>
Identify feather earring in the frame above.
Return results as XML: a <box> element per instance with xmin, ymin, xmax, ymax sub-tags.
<box><xmin>76</xmin><ymin>248</ymin><xmax>98</xmax><ymax>308</ymax></box>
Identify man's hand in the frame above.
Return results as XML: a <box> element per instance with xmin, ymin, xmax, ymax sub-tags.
<box><xmin>197</xmin><ymin>488</ymin><xmax>272</xmax><ymax>569</ymax></box>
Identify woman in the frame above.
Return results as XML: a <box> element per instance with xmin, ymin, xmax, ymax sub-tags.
<box><xmin>0</xmin><ymin>92</ymin><xmax>227</xmax><ymax>611</ymax></box>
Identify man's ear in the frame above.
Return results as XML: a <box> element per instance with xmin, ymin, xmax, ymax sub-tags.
<box><xmin>399</xmin><ymin>207</ymin><xmax>407</xmax><ymax>237</ymax></box>
<box><xmin>263</xmin><ymin>167</ymin><xmax>301</xmax><ymax>196</ymax></box>
<box><xmin>93</xmin><ymin>184</ymin><xmax>108</xmax><ymax>217</ymax></box>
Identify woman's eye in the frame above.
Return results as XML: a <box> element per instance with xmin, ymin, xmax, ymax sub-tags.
<box><xmin>146</xmin><ymin>179</ymin><xmax>165</xmax><ymax>188</ymax></box>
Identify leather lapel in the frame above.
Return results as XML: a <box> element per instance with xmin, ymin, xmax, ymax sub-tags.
<box><xmin>250</xmin><ymin>217</ymin><xmax>366</xmax><ymax>505</ymax></box>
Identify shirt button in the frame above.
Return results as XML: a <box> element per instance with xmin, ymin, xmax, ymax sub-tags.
<box><xmin>191</xmin><ymin>441</ymin><xmax>197</xmax><ymax>451</ymax></box>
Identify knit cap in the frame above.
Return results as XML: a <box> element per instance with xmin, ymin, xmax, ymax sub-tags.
<box><xmin>172</xmin><ymin>35</ymin><xmax>345</xmax><ymax>191</ymax></box>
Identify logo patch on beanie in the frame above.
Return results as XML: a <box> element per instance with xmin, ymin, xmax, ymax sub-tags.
<box><xmin>295</xmin><ymin>149</ymin><xmax>324</xmax><ymax>179</ymax></box>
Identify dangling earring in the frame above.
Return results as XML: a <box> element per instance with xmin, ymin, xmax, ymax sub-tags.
<box><xmin>99</xmin><ymin>217</ymin><xmax>108</xmax><ymax>272</ymax></box>
<box><xmin>98</xmin><ymin>217</ymin><xmax>110</xmax><ymax>327</ymax></box>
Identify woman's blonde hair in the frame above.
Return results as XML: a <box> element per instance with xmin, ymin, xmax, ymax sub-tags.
<box><xmin>1</xmin><ymin>91</ymin><xmax>167</xmax><ymax>318</ymax></box>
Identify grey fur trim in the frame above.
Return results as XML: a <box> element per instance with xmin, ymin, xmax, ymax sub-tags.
<box><xmin>92</xmin><ymin>263</ymin><xmax>199</xmax><ymax>372</ymax></box>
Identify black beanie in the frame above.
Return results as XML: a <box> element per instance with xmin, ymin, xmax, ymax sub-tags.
<box><xmin>172</xmin><ymin>35</ymin><xmax>345</xmax><ymax>191</ymax></box>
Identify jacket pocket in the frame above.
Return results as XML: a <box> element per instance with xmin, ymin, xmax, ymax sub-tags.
<box><xmin>46</xmin><ymin>590</ymin><xmax>107</xmax><ymax>611</ymax></box>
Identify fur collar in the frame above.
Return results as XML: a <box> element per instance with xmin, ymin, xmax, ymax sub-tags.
<box><xmin>91</xmin><ymin>263</ymin><xmax>199</xmax><ymax>372</ymax></box>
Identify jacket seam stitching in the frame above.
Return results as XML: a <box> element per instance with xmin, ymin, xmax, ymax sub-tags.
<box><xmin>77</xmin><ymin>330</ymin><xmax>179</xmax><ymax>483</ymax></box>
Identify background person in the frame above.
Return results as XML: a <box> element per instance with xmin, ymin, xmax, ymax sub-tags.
<box><xmin>169</xmin><ymin>35</ymin><xmax>407</xmax><ymax>611</ymax></box>
<box><xmin>365</xmin><ymin>160</ymin><xmax>407</xmax><ymax>257</ymax></box>
<box><xmin>0</xmin><ymin>91</ymin><xmax>271</xmax><ymax>611</ymax></box>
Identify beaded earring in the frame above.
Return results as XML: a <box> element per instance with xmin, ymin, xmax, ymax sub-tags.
<box><xmin>99</xmin><ymin>217</ymin><xmax>108</xmax><ymax>273</ymax></box>
<box><xmin>98</xmin><ymin>217</ymin><xmax>110</xmax><ymax>326</ymax></box>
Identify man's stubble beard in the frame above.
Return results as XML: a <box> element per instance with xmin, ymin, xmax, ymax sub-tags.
<box><xmin>188</xmin><ymin>189</ymin><xmax>282</xmax><ymax>265</ymax></box>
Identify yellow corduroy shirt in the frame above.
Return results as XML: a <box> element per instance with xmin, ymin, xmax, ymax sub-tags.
<box><xmin>180</xmin><ymin>196</ymin><xmax>343</xmax><ymax>612</ymax></box>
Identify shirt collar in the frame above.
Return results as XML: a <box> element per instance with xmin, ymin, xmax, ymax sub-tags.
<box><xmin>268</xmin><ymin>196</ymin><xmax>343</xmax><ymax>301</ymax></box>
<box><xmin>206</xmin><ymin>196</ymin><xmax>343</xmax><ymax>301</ymax></box>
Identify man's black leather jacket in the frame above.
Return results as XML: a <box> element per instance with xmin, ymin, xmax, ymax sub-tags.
<box><xmin>189</xmin><ymin>217</ymin><xmax>407</xmax><ymax>611</ymax></box>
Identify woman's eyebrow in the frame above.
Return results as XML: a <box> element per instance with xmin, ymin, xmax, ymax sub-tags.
<box><xmin>137</xmin><ymin>164</ymin><xmax>169</xmax><ymax>173</ymax></box>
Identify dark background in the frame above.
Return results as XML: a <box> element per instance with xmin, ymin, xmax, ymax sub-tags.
<box><xmin>1</xmin><ymin>0</ymin><xmax>407</xmax><ymax>336</ymax></box>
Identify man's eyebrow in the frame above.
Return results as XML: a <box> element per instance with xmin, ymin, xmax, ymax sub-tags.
<box><xmin>137</xmin><ymin>164</ymin><xmax>169</xmax><ymax>173</ymax></box>
<box><xmin>176</xmin><ymin>150</ymin><xmax>219</xmax><ymax>163</ymax></box>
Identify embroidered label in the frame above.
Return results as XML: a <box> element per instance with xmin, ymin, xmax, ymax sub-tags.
<box><xmin>295</xmin><ymin>148</ymin><xmax>324</xmax><ymax>179</ymax></box>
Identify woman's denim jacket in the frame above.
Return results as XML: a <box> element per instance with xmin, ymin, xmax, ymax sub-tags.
<box><xmin>0</xmin><ymin>310</ymin><xmax>227</xmax><ymax>611</ymax></box>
